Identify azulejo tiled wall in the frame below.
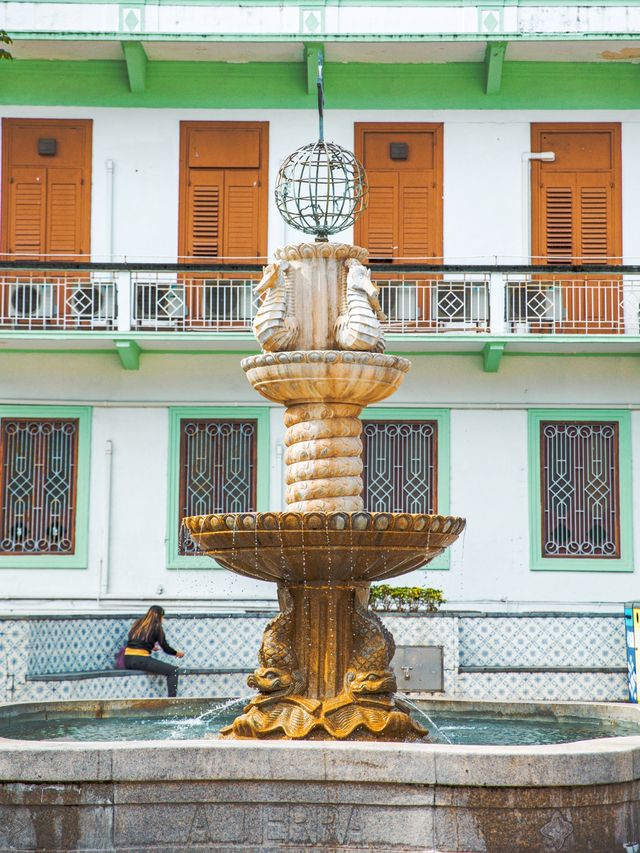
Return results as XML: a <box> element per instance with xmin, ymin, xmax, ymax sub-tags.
<box><xmin>459</xmin><ymin>616</ymin><xmax>625</xmax><ymax>669</ymax></box>
<box><xmin>0</xmin><ymin>611</ymin><xmax>629</xmax><ymax>705</ymax></box>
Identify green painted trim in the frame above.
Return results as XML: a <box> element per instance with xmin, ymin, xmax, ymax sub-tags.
<box><xmin>527</xmin><ymin>409</ymin><xmax>634</xmax><ymax>572</ymax></box>
<box><xmin>3</xmin><ymin>60</ymin><xmax>640</xmax><ymax>109</ymax></box>
<box><xmin>362</xmin><ymin>407</ymin><xmax>451</xmax><ymax>570</ymax></box>
<box><xmin>484</xmin><ymin>41</ymin><xmax>507</xmax><ymax>95</ymax></box>
<box><xmin>115</xmin><ymin>340</ymin><xmax>141</xmax><ymax>369</ymax></box>
<box><xmin>0</xmin><ymin>405</ymin><xmax>92</xmax><ymax>569</ymax></box>
<box><xmin>304</xmin><ymin>42</ymin><xmax>323</xmax><ymax>96</ymax></box>
<box><xmin>121</xmin><ymin>41</ymin><xmax>147</xmax><ymax>93</ymax></box>
<box><xmin>482</xmin><ymin>342</ymin><xmax>505</xmax><ymax>372</ymax></box>
<box><xmin>166</xmin><ymin>405</ymin><xmax>271</xmax><ymax>570</ymax></box>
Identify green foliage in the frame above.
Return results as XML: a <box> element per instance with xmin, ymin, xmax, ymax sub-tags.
<box><xmin>369</xmin><ymin>584</ymin><xmax>445</xmax><ymax>613</ymax></box>
<box><xmin>0</xmin><ymin>31</ymin><xmax>13</xmax><ymax>61</ymax></box>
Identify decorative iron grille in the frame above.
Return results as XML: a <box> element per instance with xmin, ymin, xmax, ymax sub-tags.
<box><xmin>362</xmin><ymin>421</ymin><xmax>437</xmax><ymax>513</ymax></box>
<box><xmin>179</xmin><ymin>420</ymin><xmax>257</xmax><ymax>555</ymax></box>
<box><xmin>0</xmin><ymin>419</ymin><xmax>79</xmax><ymax>554</ymax></box>
<box><xmin>541</xmin><ymin>421</ymin><xmax>620</xmax><ymax>558</ymax></box>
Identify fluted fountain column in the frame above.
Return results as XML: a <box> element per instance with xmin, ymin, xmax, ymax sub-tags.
<box><xmin>284</xmin><ymin>402</ymin><xmax>364</xmax><ymax>512</ymax></box>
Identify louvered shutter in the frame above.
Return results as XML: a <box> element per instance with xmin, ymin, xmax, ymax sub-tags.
<box><xmin>577</xmin><ymin>174</ymin><xmax>613</xmax><ymax>265</ymax></box>
<box><xmin>399</xmin><ymin>173</ymin><xmax>437</xmax><ymax>259</ymax></box>
<box><xmin>538</xmin><ymin>174</ymin><xmax>575</xmax><ymax>264</ymax></box>
<box><xmin>359</xmin><ymin>172</ymin><xmax>398</xmax><ymax>260</ymax></box>
<box><xmin>46</xmin><ymin>169</ymin><xmax>84</xmax><ymax>259</ymax></box>
<box><xmin>223</xmin><ymin>170</ymin><xmax>260</xmax><ymax>260</ymax></box>
<box><xmin>7</xmin><ymin>167</ymin><xmax>46</xmax><ymax>258</ymax></box>
<box><xmin>185</xmin><ymin>170</ymin><xmax>222</xmax><ymax>259</ymax></box>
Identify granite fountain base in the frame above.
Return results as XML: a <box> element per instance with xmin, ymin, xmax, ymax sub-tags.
<box><xmin>0</xmin><ymin>697</ymin><xmax>639</xmax><ymax>852</ymax></box>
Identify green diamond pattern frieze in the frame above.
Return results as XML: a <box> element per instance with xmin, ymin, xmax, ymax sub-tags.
<box><xmin>479</xmin><ymin>8</ymin><xmax>503</xmax><ymax>34</ymax></box>
<box><xmin>119</xmin><ymin>6</ymin><xmax>143</xmax><ymax>34</ymax></box>
<box><xmin>300</xmin><ymin>8</ymin><xmax>325</xmax><ymax>35</ymax></box>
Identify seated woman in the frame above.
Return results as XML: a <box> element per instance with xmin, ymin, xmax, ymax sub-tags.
<box><xmin>124</xmin><ymin>605</ymin><xmax>184</xmax><ymax>697</ymax></box>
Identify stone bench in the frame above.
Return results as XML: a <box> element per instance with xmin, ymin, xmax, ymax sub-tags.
<box><xmin>25</xmin><ymin>667</ymin><xmax>253</xmax><ymax>682</ymax></box>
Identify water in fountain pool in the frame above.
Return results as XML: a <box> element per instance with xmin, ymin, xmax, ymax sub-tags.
<box><xmin>1</xmin><ymin>699</ymin><xmax>639</xmax><ymax>745</ymax></box>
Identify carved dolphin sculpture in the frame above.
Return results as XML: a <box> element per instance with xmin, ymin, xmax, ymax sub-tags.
<box><xmin>252</xmin><ymin>260</ymin><xmax>299</xmax><ymax>352</ymax></box>
<box><xmin>334</xmin><ymin>258</ymin><xmax>386</xmax><ymax>352</ymax></box>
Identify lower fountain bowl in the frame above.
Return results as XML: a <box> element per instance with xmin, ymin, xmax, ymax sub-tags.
<box><xmin>183</xmin><ymin>511</ymin><xmax>466</xmax><ymax>583</ymax></box>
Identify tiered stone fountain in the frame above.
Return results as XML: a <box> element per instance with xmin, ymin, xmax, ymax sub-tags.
<box><xmin>184</xmin><ymin>237</ymin><xmax>465</xmax><ymax>740</ymax></box>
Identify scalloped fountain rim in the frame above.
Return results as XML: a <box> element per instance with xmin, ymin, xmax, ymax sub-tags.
<box><xmin>184</xmin><ymin>511</ymin><xmax>466</xmax><ymax>583</ymax></box>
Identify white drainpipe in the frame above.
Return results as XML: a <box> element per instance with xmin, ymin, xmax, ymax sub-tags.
<box><xmin>98</xmin><ymin>440</ymin><xmax>114</xmax><ymax>602</ymax></box>
<box><xmin>105</xmin><ymin>159</ymin><xmax>115</xmax><ymax>261</ymax></box>
<box><xmin>522</xmin><ymin>151</ymin><xmax>555</xmax><ymax>262</ymax></box>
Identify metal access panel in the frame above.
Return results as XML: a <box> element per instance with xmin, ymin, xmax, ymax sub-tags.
<box><xmin>392</xmin><ymin>645</ymin><xmax>444</xmax><ymax>693</ymax></box>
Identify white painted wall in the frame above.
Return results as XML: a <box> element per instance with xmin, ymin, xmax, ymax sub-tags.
<box><xmin>0</xmin><ymin>352</ymin><xmax>638</xmax><ymax>610</ymax></box>
<box><xmin>3</xmin><ymin>106</ymin><xmax>640</xmax><ymax>263</ymax></box>
<box><xmin>1</xmin><ymin>104</ymin><xmax>640</xmax><ymax>610</ymax></box>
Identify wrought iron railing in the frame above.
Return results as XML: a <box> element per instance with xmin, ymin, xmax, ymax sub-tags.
<box><xmin>0</xmin><ymin>269</ymin><xmax>117</xmax><ymax>331</ymax></box>
<box><xmin>131</xmin><ymin>272</ymin><xmax>258</xmax><ymax>332</ymax></box>
<box><xmin>0</xmin><ymin>262</ymin><xmax>639</xmax><ymax>336</ymax></box>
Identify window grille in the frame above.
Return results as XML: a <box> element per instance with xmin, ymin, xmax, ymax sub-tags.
<box><xmin>0</xmin><ymin>418</ymin><xmax>79</xmax><ymax>554</ymax></box>
<box><xmin>362</xmin><ymin>421</ymin><xmax>437</xmax><ymax>513</ymax></box>
<box><xmin>178</xmin><ymin>419</ymin><xmax>257</xmax><ymax>555</ymax></box>
<box><xmin>540</xmin><ymin>421</ymin><xmax>620</xmax><ymax>558</ymax></box>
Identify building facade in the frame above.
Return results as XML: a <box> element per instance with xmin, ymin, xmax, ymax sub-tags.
<box><xmin>0</xmin><ymin>0</ymin><xmax>638</xmax><ymax>701</ymax></box>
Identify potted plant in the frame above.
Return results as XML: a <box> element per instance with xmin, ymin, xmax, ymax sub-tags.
<box><xmin>369</xmin><ymin>584</ymin><xmax>445</xmax><ymax>613</ymax></box>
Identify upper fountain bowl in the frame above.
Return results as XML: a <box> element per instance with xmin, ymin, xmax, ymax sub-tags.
<box><xmin>183</xmin><ymin>511</ymin><xmax>466</xmax><ymax>584</ymax></box>
<box><xmin>241</xmin><ymin>351</ymin><xmax>411</xmax><ymax>407</ymax></box>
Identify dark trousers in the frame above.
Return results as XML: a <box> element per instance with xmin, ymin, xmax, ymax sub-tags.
<box><xmin>124</xmin><ymin>654</ymin><xmax>179</xmax><ymax>697</ymax></box>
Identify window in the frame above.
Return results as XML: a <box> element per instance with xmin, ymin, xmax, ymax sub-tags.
<box><xmin>361</xmin><ymin>408</ymin><xmax>450</xmax><ymax>569</ymax></box>
<box><xmin>178</xmin><ymin>121</ymin><xmax>268</xmax><ymax>262</ymax></box>
<box><xmin>167</xmin><ymin>407</ymin><xmax>270</xmax><ymax>568</ymax></box>
<box><xmin>179</xmin><ymin>419</ymin><xmax>257</xmax><ymax>555</ymax></box>
<box><xmin>541</xmin><ymin>421</ymin><xmax>620</xmax><ymax>558</ymax></box>
<box><xmin>362</xmin><ymin>421</ymin><xmax>437</xmax><ymax>514</ymax></box>
<box><xmin>528</xmin><ymin>410</ymin><xmax>633</xmax><ymax>572</ymax></box>
<box><xmin>1</xmin><ymin>118</ymin><xmax>92</xmax><ymax>260</ymax></box>
<box><xmin>531</xmin><ymin>123</ymin><xmax>621</xmax><ymax>267</ymax></box>
<box><xmin>529</xmin><ymin>123</ymin><xmax>622</xmax><ymax>334</ymax></box>
<box><xmin>0</xmin><ymin>406</ymin><xmax>91</xmax><ymax>568</ymax></box>
<box><xmin>354</xmin><ymin>123</ymin><xmax>443</xmax><ymax>263</ymax></box>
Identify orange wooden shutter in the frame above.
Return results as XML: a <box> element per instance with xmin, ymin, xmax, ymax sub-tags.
<box><xmin>185</xmin><ymin>170</ymin><xmax>222</xmax><ymax>259</ymax></box>
<box><xmin>532</xmin><ymin>124</ymin><xmax>621</xmax><ymax>333</ymax></box>
<box><xmin>355</xmin><ymin>125</ymin><xmax>442</xmax><ymax>263</ymax></box>
<box><xmin>360</xmin><ymin>172</ymin><xmax>398</xmax><ymax>260</ymax></box>
<box><xmin>2</xmin><ymin>120</ymin><xmax>92</xmax><ymax>261</ymax></box>
<box><xmin>46</xmin><ymin>168</ymin><xmax>84</xmax><ymax>259</ymax></box>
<box><xmin>399</xmin><ymin>172</ymin><xmax>436</xmax><ymax>259</ymax></box>
<box><xmin>7</xmin><ymin>166</ymin><xmax>46</xmax><ymax>258</ymax></box>
<box><xmin>223</xmin><ymin>170</ymin><xmax>260</xmax><ymax>260</ymax></box>
<box><xmin>179</xmin><ymin>122</ymin><xmax>268</xmax><ymax>264</ymax></box>
<box><xmin>532</xmin><ymin>124</ymin><xmax>620</xmax><ymax>266</ymax></box>
<box><xmin>577</xmin><ymin>174</ymin><xmax>613</xmax><ymax>264</ymax></box>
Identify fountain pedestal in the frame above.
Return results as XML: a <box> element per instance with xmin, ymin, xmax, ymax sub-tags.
<box><xmin>185</xmin><ymin>244</ymin><xmax>465</xmax><ymax>740</ymax></box>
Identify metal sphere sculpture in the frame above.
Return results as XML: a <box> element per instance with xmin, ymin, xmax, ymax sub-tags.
<box><xmin>275</xmin><ymin>140</ymin><xmax>368</xmax><ymax>241</ymax></box>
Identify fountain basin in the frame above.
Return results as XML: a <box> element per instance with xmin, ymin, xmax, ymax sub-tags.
<box><xmin>184</xmin><ymin>511</ymin><xmax>465</xmax><ymax>583</ymax></box>
<box><xmin>241</xmin><ymin>351</ymin><xmax>411</xmax><ymax>407</ymax></box>
<box><xmin>0</xmin><ymin>697</ymin><xmax>639</xmax><ymax>852</ymax></box>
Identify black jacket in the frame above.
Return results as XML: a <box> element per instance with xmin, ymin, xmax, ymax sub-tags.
<box><xmin>126</xmin><ymin>626</ymin><xmax>177</xmax><ymax>656</ymax></box>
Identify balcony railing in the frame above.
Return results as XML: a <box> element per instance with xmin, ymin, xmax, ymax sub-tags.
<box><xmin>0</xmin><ymin>262</ymin><xmax>639</xmax><ymax>336</ymax></box>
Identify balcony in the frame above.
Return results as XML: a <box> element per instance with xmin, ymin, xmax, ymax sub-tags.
<box><xmin>0</xmin><ymin>262</ymin><xmax>639</xmax><ymax>369</ymax></box>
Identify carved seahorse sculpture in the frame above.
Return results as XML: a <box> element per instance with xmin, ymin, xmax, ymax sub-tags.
<box><xmin>252</xmin><ymin>260</ymin><xmax>299</xmax><ymax>352</ymax></box>
<box><xmin>343</xmin><ymin>596</ymin><xmax>397</xmax><ymax>699</ymax></box>
<box><xmin>334</xmin><ymin>258</ymin><xmax>387</xmax><ymax>352</ymax></box>
<box><xmin>247</xmin><ymin>588</ymin><xmax>306</xmax><ymax>701</ymax></box>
